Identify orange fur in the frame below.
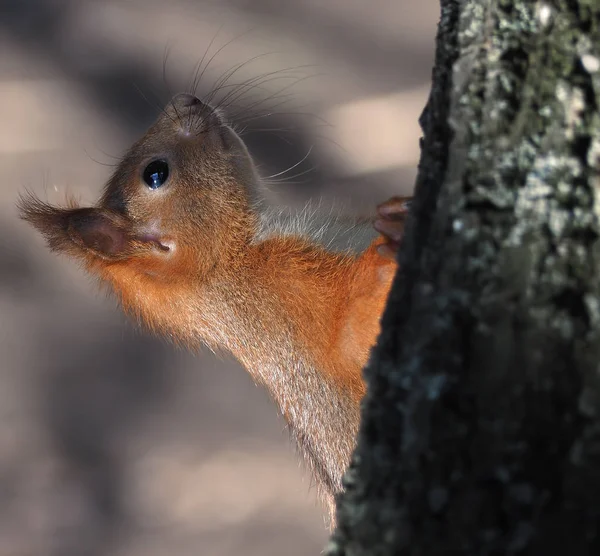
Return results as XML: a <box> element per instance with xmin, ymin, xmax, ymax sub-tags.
<box><xmin>335</xmin><ymin>237</ymin><xmax>397</xmax><ymax>398</ymax></box>
<box><xmin>87</xmin><ymin>233</ymin><xmax>396</xmax><ymax>405</ymax></box>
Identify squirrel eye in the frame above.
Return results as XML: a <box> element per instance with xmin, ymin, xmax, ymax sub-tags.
<box><xmin>143</xmin><ymin>160</ymin><xmax>169</xmax><ymax>190</ymax></box>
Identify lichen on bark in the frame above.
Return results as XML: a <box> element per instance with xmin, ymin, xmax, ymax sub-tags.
<box><xmin>327</xmin><ymin>0</ymin><xmax>600</xmax><ymax>554</ymax></box>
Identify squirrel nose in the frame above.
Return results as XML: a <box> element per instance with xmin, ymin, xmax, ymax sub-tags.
<box><xmin>171</xmin><ymin>93</ymin><xmax>202</xmax><ymax>110</ymax></box>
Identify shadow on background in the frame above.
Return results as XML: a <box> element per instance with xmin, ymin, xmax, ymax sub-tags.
<box><xmin>41</xmin><ymin>333</ymin><xmax>170</xmax><ymax>556</ymax></box>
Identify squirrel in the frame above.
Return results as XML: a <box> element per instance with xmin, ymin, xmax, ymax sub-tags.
<box><xmin>18</xmin><ymin>92</ymin><xmax>410</xmax><ymax>524</ymax></box>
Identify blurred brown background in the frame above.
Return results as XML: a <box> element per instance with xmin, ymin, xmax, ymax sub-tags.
<box><xmin>0</xmin><ymin>1</ymin><xmax>436</xmax><ymax>554</ymax></box>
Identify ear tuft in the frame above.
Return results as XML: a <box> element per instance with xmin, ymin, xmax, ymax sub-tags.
<box><xmin>18</xmin><ymin>192</ymin><xmax>78</xmax><ymax>253</ymax></box>
<box><xmin>18</xmin><ymin>193</ymin><xmax>133</xmax><ymax>259</ymax></box>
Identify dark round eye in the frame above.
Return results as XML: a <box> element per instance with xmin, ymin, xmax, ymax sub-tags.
<box><xmin>143</xmin><ymin>159</ymin><xmax>169</xmax><ymax>190</ymax></box>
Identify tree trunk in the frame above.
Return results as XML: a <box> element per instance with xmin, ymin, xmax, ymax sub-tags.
<box><xmin>327</xmin><ymin>0</ymin><xmax>600</xmax><ymax>554</ymax></box>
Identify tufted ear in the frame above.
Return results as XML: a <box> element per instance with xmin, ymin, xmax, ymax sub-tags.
<box><xmin>68</xmin><ymin>208</ymin><xmax>136</xmax><ymax>258</ymax></box>
<box><xmin>18</xmin><ymin>195</ymin><xmax>135</xmax><ymax>260</ymax></box>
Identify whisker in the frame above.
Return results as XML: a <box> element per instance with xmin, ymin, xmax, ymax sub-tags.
<box><xmin>243</xmin><ymin>129</ymin><xmax>295</xmax><ymax>146</ymax></box>
<box><xmin>190</xmin><ymin>27</ymin><xmax>257</xmax><ymax>98</ymax></box>
<box><xmin>263</xmin><ymin>165</ymin><xmax>317</xmax><ymax>184</ymax></box>
<box><xmin>212</xmin><ymin>75</ymin><xmax>297</xmax><ymax>116</ymax></box>
<box><xmin>225</xmin><ymin>73</ymin><xmax>323</xmax><ymax>122</ymax></box>
<box><xmin>264</xmin><ymin>145</ymin><xmax>314</xmax><ymax>179</ymax></box>
<box><xmin>202</xmin><ymin>52</ymin><xmax>282</xmax><ymax>106</ymax></box>
<box><xmin>83</xmin><ymin>147</ymin><xmax>121</xmax><ymax>168</ymax></box>
<box><xmin>203</xmin><ymin>78</ymin><xmax>300</xmax><ymax>135</ymax></box>
<box><xmin>210</xmin><ymin>64</ymin><xmax>315</xmax><ymax>109</ymax></box>
<box><xmin>236</xmin><ymin>109</ymin><xmax>333</xmax><ymax>129</ymax></box>
<box><xmin>131</xmin><ymin>81</ymin><xmax>176</xmax><ymax>126</ymax></box>
<box><xmin>217</xmin><ymin>68</ymin><xmax>319</xmax><ymax>116</ymax></box>
<box><xmin>224</xmin><ymin>96</ymin><xmax>307</xmax><ymax>132</ymax></box>
<box><xmin>197</xmin><ymin>53</ymin><xmax>286</xmax><ymax>130</ymax></box>
<box><xmin>187</xmin><ymin>23</ymin><xmax>225</xmax><ymax>95</ymax></box>
<box><xmin>162</xmin><ymin>41</ymin><xmax>175</xmax><ymax>99</ymax></box>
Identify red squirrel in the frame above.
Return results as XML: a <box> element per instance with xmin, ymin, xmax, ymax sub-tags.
<box><xmin>18</xmin><ymin>92</ymin><xmax>410</xmax><ymax>523</ymax></box>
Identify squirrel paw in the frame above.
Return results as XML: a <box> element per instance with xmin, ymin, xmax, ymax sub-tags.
<box><xmin>374</xmin><ymin>196</ymin><xmax>411</xmax><ymax>260</ymax></box>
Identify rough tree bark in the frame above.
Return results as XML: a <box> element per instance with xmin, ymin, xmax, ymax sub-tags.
<box><xmin>327</xmin><ymin>0</ymin><xmax>600</xmax><ymax>554</ymax></box>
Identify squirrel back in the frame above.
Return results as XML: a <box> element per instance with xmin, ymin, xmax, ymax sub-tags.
<box><xmin>18</xmin><ymin>92</ymin><xmax>403</xmax><ymax>524</ymax></box>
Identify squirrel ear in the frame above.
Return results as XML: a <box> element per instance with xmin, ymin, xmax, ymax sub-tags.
<box><xmin>67</xmin><ymin>209</ymin><xmax>132</xmax><ymax>258</ymax></box>
<box><xmin>18</xmin><ymin>195</ymin><xmax>133</xmax><ymax>259</ymax></box>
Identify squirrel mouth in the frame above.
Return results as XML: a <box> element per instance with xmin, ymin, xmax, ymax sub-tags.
<box><xmin>138</xmin><ymin>232</ymin><xmax>173</xmax><ymax>253</ymax></box>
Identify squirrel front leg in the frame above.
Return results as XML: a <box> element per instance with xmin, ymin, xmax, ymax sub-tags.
<box><xmin>335</xmin><ymin>196</ymin><xmax>411</xmax><ymax>377</ymax></box>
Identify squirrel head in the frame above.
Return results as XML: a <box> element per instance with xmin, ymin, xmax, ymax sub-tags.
<box><xmin>19</xmin><ymin>93</ymin><xmax>259</xmax><ymax>281</ymax></box>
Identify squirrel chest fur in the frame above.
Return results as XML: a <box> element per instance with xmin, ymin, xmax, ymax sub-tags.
<box><xmin>19</xmin><ymin>92</ymin><xmax>404</xmax><ymax>523</ymax></box>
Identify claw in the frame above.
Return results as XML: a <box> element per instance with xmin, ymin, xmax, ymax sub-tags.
<box><xmin>374</xmin><ymin>195</ymin><xmax>411</xmax><ymax>260</ymax></box>
<box><xmin>377</xmin><ymin>196</ymin><xmax>411</xmax><ymax>218</ymax></box>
